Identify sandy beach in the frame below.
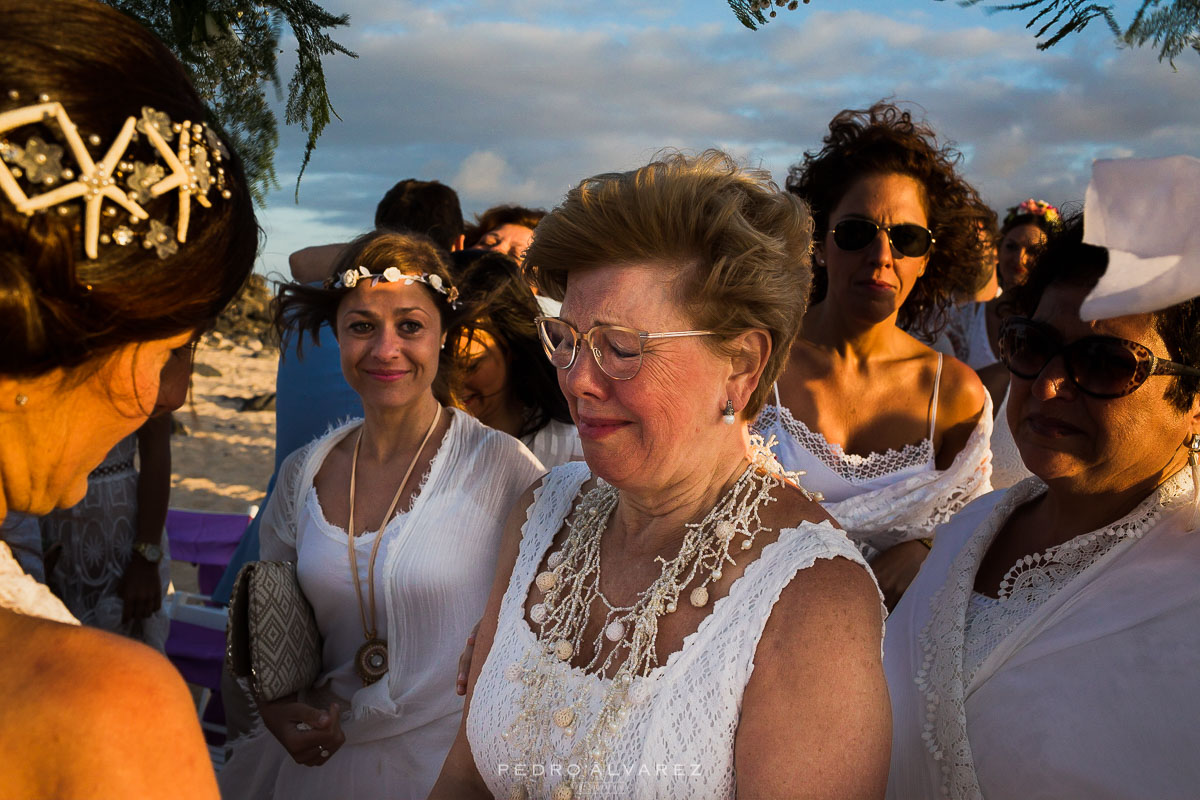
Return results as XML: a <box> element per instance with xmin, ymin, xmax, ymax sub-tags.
<box><xmin>170</xmin><ymin>336</ymin><xmax>277</xmax><ymax>514</ymax></box>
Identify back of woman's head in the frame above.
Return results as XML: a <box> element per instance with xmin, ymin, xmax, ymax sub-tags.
<box><xmin>446</xmin><ymin>251</ymin><xmax>571</xmax><ymax>437</ymax></box>
<box><xmin>526</xmin><ymin>148</ymin><xmax>813</xmax><ymax>419</ymax></box>
<box><xmin>0</xmin><ymin>0</ymin><xmax>258</xmax><ymax>378</ymax></box>
<box><xmin>787</xmin><ymin>101</ymin><xmax>989</xmax><ymax>335</ymax></box>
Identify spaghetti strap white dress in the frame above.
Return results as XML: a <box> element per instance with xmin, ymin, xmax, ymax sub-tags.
<box><xmin>754</xmin><ymin>354</ymin><xmax>993</xmax><ymax>552</ymax></box>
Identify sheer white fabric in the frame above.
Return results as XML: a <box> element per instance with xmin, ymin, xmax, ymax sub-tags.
<box><xmin>467</xmin><ymin>461</ymin><xmax>879</xmax><ymax>800</ymax></box>
<box><xmin>39</xmin><ymin>434</ymin><xmax>171</xmax><ymax>649</ymax></box>
<box><xmin>988</xmin><ymin>389</ymin><xmax>1033</xmax><ymax>490</ymax></box>
<box><xmin>945</xmin><ymin>303</ymin><xmax>998</xmax><ymax>370</ymax></box>
<box><xmin>0</xmin><ymin>540</ymin><xmax>77</xmax><ymax>625</ymax></box>
<box><xmin>885</xmin><ymin>469</ymin><xmax>1200</xmax><ymax>799</ymax></box>
<box><xmin>753</xmin><ymin>362</ymin><xmax>994</xmax><ymax>552</ymax></box>
<box><xmin>524</xmin><ymin>419</ymin><xmax>585</xmax><ymax>472</ymax></box>
<box><xmin>219</xmin><ymin>410</ymin><xmax>545</xmax><ymax>800</ymax></box>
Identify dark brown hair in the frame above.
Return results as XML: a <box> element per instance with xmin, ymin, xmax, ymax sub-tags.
<box><xmin>0</xmin><ymin>0</ymin><xmax>258</xmax><ymax>378</ymax></box>
<box><xmin>374</xmin><ymin>179</ymin><xmax>464</xmax><ymax>251</ymax></box>
<box><xmin>444</xmin><ymin>251</ymin><xmax>572</xmax><ymax>438</ymax></box>
<box><xmin>464</xmin><ymin>204</ymin><xmax>547</xmax><ymax>249</ymax></box>
<box><xmin>786</xmin><ymin>101</ymin><xmax>990</xmax><ymax>337</ymax></box>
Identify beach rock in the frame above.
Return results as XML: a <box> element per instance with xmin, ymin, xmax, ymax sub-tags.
<box><xmin>209</xmin><ymin>274</ymin><xmax>277</xmax><ymax>350</ymax></box>
<box><xmin>238</xmin><ymin>392</ymin><xmax>276</xmax><ymax>412</ymax></box>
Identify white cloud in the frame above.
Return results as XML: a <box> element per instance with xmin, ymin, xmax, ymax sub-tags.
<box><xmin>259</xmin><ymin>1</ymin><xmax>1200</xmax><ymax>240</ymax></box>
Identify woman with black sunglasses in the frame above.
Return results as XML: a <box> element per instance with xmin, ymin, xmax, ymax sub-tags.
<box><xmin>884</xmin><ymin>207</ymin><xmax>1200</xmax><ymax>798</ymax></box>
<box><xmin>755</xmin><ymin>102</ymin><xmax>993</xmax><ymax>608</ymax></box>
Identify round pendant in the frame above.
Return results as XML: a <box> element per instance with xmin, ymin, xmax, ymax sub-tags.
<box><xmin>355</xmin><ymin>638</ymin><xmax>388</xmax><ymax>685</ymax></box>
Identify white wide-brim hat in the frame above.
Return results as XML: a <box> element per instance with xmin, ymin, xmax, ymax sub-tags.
<box><xmin>1080</xmin><ymin>155</ymin><xmax>1200</xmax><ymax>321</ymax></box>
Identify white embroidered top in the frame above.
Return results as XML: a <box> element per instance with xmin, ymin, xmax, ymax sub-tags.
<box><xmin>987</xmin><ymin>388</ymin><xmax>1033</xmax><ymax>490</ymax></box>
<box><xmin>885</xmin><ymin>469</ymin><xmax>1200</xmax><ymax>800</ymax></box>
<box><xmin>467</xmin><ymin>461</ymin><xmax>878</xmax><ymax>800</ymax></box>
<box><xmin>524</xmin><ymin>419</ymin><xmax>585</xmax><ymax>473</ymax></box>
<box><xmin>219</xmin><ymin>410</ymin><xmax>546</xmax><ymax>800</ymax></box>
<box><xmin>0</xmin><ymin>540</ymin><xmax>77</xmax><ymax>625</ymax></box>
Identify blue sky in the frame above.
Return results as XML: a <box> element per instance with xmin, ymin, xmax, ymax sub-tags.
<box><xmin>252</xmin><ymin>0</ymin><xmax>1200</xmax><ymax>280</ymax></box>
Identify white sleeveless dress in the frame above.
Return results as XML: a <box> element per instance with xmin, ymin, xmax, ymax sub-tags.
<box><xmin>754</xmin><ymin>354</ymin><xmax>994</xmax><ymax>553</ymax></box>
<box><xmin>467</xmin><ymin>461</ymin><xmax>878</xmax><ymax>800</ymax></box>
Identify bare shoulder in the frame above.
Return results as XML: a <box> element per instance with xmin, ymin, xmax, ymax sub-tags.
<box><xmin>936</xmin><ymin>353</ymin><xmax>987</xmax><ymax>426</ymax></box>
<box><xmin>765</xmin><ymin>476</ymin><xmax>839</xmax><ymax>530</ymax></box>
<box><xmin>0</xmin><ymin>611</ymin><xmax>217</xmax><ymax>799</ymax></box>
<box><xmin>772</xmin><ymin>554</ymin><xmax>882</xmax><ymax>634</ymax></box>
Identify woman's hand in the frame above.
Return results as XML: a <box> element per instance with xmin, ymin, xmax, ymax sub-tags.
<box><xmin>456</xmin><ymin>620</ymin><xmax>481</xmax><ymax>696</ymax></box>
<box><xmin>258</xmin><ymin>697</ymin><xmax>344</xmax><ymax>767</ymax></box>
<box><xmin>871</xmin><ymin>539</ymin><xmax>931</xmax><ymax>610</ymax></box>
<box><xmin>119</xmin><ymin>554</ymin><xmax>163</xmax><ymax>622</ymax></box>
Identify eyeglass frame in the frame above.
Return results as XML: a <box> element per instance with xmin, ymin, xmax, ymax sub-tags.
<box><xmin>998</xmin><ymin>315</ymin><xmax>1200</xmax><ymax>399</ymax></box>
<box><xmin>534</xmin><ymin>315</ymin><xmax>718</xmax><ymax>381</ymax></box>
<box><xmin>831</xmin><ymin>218</ymin><xmax>936</xmax><ymax>259</ymax></box>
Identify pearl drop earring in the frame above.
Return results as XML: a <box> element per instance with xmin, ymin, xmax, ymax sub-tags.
<box><xmin>722</xmin><ymin>400</ymin><xmax>736</xmax><ymax>425</ymax></box>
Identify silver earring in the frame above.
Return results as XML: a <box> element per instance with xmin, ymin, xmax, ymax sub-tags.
<box><xmin>15</xmin><ymin>393</ymin><xmax>28</xmax><ymax>407</ymax></box>
<box><xmin>722</xmin><ymin>400</ymin><xmax>736</xmax><ymax>425</ymax></box>
<box><xmin>1187</xmin><ymin>433</ymin><xmax>1200</xmax><ymax>531</ymax></box>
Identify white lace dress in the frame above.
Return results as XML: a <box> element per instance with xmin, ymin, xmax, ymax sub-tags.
<box><xmin>467</xmin><ymin>461</ymin><xmax>878</xmax><ymax>800</ymax></box>
<box><xmin>0</xmin><ymin>540</ymin><xmax>77</xmax><ymax>625</ymax></box>
<box><xmin>885</xmin><ymin>469</ymin><xmax>1200</xmax><ymax>799</ymax></box>
<box><xmin>987</xmin><ymin>389</ymin><xmax>1032</xmax><ymax>490</ymax></box>
<box><xmin>218</xmin><ymin>410</ymin><xmax>546</xmax><ymax>800</ymax></box>
<box><xmin>753</xmin><ymin>360</ymin><xmax>994</xmax><ymax>553</ymax></box>
<box><xmin>523</xmin><ymin>419</ymin><xmax>585</xmax><ymax>473</ymax></box>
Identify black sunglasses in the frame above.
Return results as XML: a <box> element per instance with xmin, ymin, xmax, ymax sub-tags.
<box><xmin>832</xmin><ymin>219</ymin><xmax>935</xmax><ymax>259</ymax></box>
<box><xmin>998</xmin><ymin>316</ymin><xmax>1200</xmax><ymax>399</ymax></box>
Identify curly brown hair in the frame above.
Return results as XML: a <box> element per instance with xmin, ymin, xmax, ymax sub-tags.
<box><xmin>786</xmin><ymin>101</ymin><xmax>990</xmax><ymax>337</ymax></box>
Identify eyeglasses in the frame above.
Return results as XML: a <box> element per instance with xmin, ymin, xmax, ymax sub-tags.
<box><xmin>535</xmin><ymin>316</ymin><xmax>716</xmax><ymax>381</ymax></box>
<box><xmin>998</xmin><ymin>316</ymin><xmax>1200</xmax><ymax>399</ymax></box>
<box><xmin>832</xmin><ymin>219</ymin><xmax>935</xmax><ymax>259</ymax></box>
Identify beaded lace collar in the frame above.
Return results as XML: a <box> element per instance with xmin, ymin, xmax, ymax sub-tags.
<box><xmin>916</xmin><ymin>469</ymin><xmax>1192</xmax><ymax>799</ymax></box>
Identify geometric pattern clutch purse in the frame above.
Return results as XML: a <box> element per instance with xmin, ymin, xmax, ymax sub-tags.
<box><xmin>226</xmin><ymin>561</ymin><xmax>323</xmax><ymax>702</ymax></box>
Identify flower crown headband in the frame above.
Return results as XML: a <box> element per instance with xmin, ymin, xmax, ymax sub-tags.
<box><xmin>1004</xmin><ymin>198</ymin><xmax>1060</xmax><ymax>228</ymax></box>
<box><xmin>329</xmin><ymin>266</ymin><xmax>461</xmax><ymax>307</ymax></box>
<box><xmin>0</xmin><ymin>91</ymin><xmax>231</xmax><ymax>260</ymax></box>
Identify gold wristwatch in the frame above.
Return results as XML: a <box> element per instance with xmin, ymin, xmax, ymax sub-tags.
<box><xmin>132</xmin><ymin>541</ymin><xmax>163</xmax><ymax>564</ymax></box>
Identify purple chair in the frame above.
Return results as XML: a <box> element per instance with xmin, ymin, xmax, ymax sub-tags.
<box><xmin>163</xmin><ymin>508</ymin><xmax>254</xmax><ymax>765</ymax></box>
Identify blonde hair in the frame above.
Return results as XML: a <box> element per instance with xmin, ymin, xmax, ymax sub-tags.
<box><xmin>526</xmin><ymin>149</ymin><xmax>813</xmax><ymax>417</ymax></box>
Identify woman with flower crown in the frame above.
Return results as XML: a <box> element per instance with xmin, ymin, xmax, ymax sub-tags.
<box><xmin>217</xmin><ymin>231</ymin><xmax>545</xmax><ymax>800</ymax></box>
<box><xmin>961</xmin><ymin>198</ymin><xmax>1062</xmax><ymax>489</ymax></box>
<box><xmin>428</xmin><ymin>151</ymin><xmax>891</xmax><ymax>800</ymax></box>
<box><xmin>885</xmin><ymin>159</ymin><xmax>1200</xmax><ymax>797</ymax></box>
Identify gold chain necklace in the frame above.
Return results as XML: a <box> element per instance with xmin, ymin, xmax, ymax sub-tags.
<box><xmin>346</xmin><ymin>404</ymin><xmax>442</xmax><ymax>685</ymax></box>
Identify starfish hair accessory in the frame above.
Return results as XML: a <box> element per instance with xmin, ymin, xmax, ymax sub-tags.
<box><xmin>1004</xmin><ymin>198</ymin><xmax>1060</xmax><ymax>228</ymax></box>
<box><xmin>328</xmin><ymin>265</ymin><xmax>461</xmax><ymax>307</ymax></box>
<box><xmin>0</xmin><ymin>90</ymin><xmax>232</xmax><ymax>260</ymax></box>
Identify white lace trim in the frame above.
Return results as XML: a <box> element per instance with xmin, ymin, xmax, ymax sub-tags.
<box><xmin>468</xmin><ymin>462</ymin><xmax>875</xmax><ymax>800</ymax></box>
<box><xmin>918</xmin><ymin>469</ymin><xmax>1192</xmax><ymax>799</ymax></box>
<box><xmin>754</xmin><ymin>403</ymin><xmax>933</xmax><ymax>484</ymax></box>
